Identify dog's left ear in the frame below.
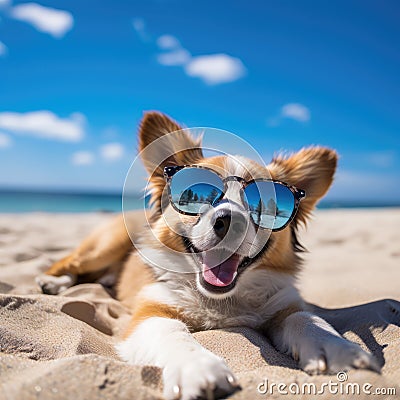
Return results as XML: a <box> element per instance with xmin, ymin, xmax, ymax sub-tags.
<box><xmin>270</xmin><ymin>147</ymin><xmax>338</xmax><ymax>225</ymax></box>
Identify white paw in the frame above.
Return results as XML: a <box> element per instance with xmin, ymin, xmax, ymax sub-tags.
<box><xmin>36</xmin><ymin>274</ymin><xmax>76</xmax><ymax>295</ymax></box>
<box><xmin>297</xmin><ymin>335</ymin><xmax>380</xmax><ymax>375</ymax></box>
<box><xmin>163</xmin><ymin>349</ymin><xmax>239</xmax><ymax>400</ymax></box>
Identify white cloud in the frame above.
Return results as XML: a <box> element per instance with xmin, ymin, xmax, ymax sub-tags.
<box><xmin>0</xmin><ymin>132</ymin><xmax>12</xmax><ymax>148</ymax></box>
<box><xmin>267</xmin><ymin>103</ymin><xmax>311</xmax><ymax>127</ymax></box>
<box><xmin>132</xmin><ymin>17</ymin><xmax>144</xmax><ymax>32</ymax></box>
<box><xmin>11</xmin><ymin>3</ymin><xmax>73</xmax><ymax>38</ymax></box>
<box><xmin>0</xmin><ymin>41</ymin><xmax>7</xmax><ymax>56</ymax></box>
<box><xmin>72</xmin><ymin>151</ymin><xmax>94</xmax><ymax>166</ymax></box>
<box><xmin>281</xmin><ymin>103</ymin><xmax>310</xmax><ymax>122</ymax></box>
<box><xmin>154</xmin><ymin>32</ymin><xmax>246</xmax><ymax>85</ymax></box>
<box><xmin>157</xmin><ymin>49</ymin><xmax>191</xmax><ymax>66</ymax></box>
<box><xmin>100</xmin><ymin>142</ymin><xmax>125</xmax><ymax>161</ymax></box>
<box><xmin>0</xmin><ymin>0</ymin><xmax>10</xmax><ymax>8</ymax></box>
<box><xmin>157</xmin><ymin>34</ymin><xmax>180</xmax><ymax>50</ymax></box>
<box><xmin>0</xmin><ymin>110</ymin><xmax>85</xmax><ymax>142</ymax></box>
<box><xmin>132</xmin><ymin>18</ymin><xmax>150</xmax><ymax>42</ymax></box>
<box><xmin>185</xmin><ymin>54</ymin><xmax>246</xmax><ymax>85</ymax></box>
<box><xmin>156</xmin><ymin>34</ymin><xmax>191</xmax><ymax>67</ymax></box>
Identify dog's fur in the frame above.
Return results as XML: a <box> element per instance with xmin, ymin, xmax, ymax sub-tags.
<box><xmin>37</xmin><ymin>112</ymin><xmax>379</xmax><ymax>400</ymax></box>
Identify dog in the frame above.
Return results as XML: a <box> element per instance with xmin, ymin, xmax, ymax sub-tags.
<box><xmin>37</xmin><ymin>111</ymin><xmax>379</xmax><ymax>400</ymax></box>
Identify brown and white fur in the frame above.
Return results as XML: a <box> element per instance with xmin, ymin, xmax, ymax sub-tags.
<box><xmin>37</xmin><ymin>112</ymin><xmax>379</xmax><ymax>400</ymax></box>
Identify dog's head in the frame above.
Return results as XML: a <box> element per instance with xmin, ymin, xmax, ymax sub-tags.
<box><xmin>138</xmin><ymin>111</ymin><xmax>337</xmax><ymax>298</ymax></box>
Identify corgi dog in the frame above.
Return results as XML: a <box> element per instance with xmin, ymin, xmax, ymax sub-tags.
<box><xmin>37</xmin><ymin>112</ymin><xmax>379</xmax><ymax>400</ymax></box>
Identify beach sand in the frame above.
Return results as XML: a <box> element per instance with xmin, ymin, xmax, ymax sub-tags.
<box><xmin>0</xmin><ymin>209</ymin><xmax>399</xmax><ymax>399</ymax></box>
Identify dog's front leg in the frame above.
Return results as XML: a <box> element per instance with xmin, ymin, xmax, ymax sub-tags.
<box><xmin>117</xmin><ymin>314</ymin><xmax>239</xmax><ymax>400</ymax></box>
<box><xmin>264</xmin><ymin>310</ymin><xmax>380</xmax><ymax>375</ymax></box>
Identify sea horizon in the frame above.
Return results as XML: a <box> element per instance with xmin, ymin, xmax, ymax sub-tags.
<box><xmin>0</xmin><ymin>188</ymin><xmax>399</xmax><ymax>213</ymax></box>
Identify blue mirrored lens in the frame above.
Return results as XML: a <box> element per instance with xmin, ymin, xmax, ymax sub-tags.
<box><xmin>243</xmin><ymin>181</ymin><xmax>295</xmax><ymax>229</ymax></box>
<box><xmin>170</xmin><ymin>168</ymin><xmax>224</xmax><ymax>214</ymax></box>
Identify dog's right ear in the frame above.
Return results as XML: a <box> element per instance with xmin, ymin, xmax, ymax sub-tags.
<box><xmin>138</xmin><ymin>111</ymin><xmax>203</xmax><ymax>211</ymax></box>
<box><xmin>138</xmin><ymin>111</ymin><xmax>203</xmax><ymax>177</ymax></box>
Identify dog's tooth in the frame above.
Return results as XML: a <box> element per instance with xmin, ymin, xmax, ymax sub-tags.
<box><xmin>172</xmin><ymin>384</ymin><xmax>181</xmax><ymax>400</ymax></box>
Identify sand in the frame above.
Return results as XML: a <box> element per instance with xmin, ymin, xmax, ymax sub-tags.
<box><xmin>0</xmin><ymin>209</ymin><xmax>399</xmax><ymax>399</ymax></box>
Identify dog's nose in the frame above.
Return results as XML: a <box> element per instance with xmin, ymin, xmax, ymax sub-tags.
<box><xmin>213</xmin><ymin>213</ymin><xmax>246</xmax><ymax>239</ymax></box>
<box><xmin>213</xmin><ymin>215</ymin><xmax>230</xmax><ymax>239</ymax></box>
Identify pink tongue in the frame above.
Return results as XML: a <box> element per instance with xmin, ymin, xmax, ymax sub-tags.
<box><xmin>202</xmin><ymin>253</ymin><xmax>240</xmax><ymax>287</ymax></box>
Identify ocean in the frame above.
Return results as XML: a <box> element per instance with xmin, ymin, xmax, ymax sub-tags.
<box><xmin>0</xmin><ymin>190</ymin><xmax>144</xmax><ymax>213</ymax></box>
<box><xmin>0</xmin><ymin>190</ymin><xmax>398</xmax><ymax>213</ymax></box>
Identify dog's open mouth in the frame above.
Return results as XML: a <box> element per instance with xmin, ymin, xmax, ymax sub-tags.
<box><xmin>199</xmin><ymin>251</ymin><xmax>253</xmax><ymax>294</ymax></box>
<box><xmin>202</xmin><ymin>252</ymin><xmax>240</xmax><ymax>287</ymax></box>
<box><xmin>196</xmin><ymin>247</ymin><xmax>251</xmax><ymax>294</ymax></box>
<box><xmin>183</xmin><ymin>237</ymin><xmax>269</xmax><ymax>294</ymax></box>
<box><xmin>183</xmin><ymin>237</ymin><xmax>245</xmax><ymax>293</ymax></box>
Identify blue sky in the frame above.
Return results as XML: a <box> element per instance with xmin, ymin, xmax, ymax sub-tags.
<box><xmin>0</xmin><ymin>0</ymin><xmax>399</xmax><ymax>202</ymax></box>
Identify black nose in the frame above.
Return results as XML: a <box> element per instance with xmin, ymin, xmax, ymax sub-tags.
<box><xmin>213</xmin><ymin>215</ymin><xmax>230</xmax><ymax>239</ymax></box>
<box><xmin>213</xmin><ymin>213</ymin><xmax>246</xmax><ymax>239</ymax></box>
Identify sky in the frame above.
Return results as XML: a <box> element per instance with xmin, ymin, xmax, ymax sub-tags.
<box><xmin>0</xmin><ymin>0</ymin><xmax>399</xmax><ymax>202</ymax></box>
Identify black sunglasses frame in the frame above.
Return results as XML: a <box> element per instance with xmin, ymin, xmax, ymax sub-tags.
<box><xmin>163</xmin><ymin>165</ymin><xmax>306</xmax><ymax>232</ymax></box>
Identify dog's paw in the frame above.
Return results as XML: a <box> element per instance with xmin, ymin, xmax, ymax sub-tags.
<box><xmin>36</xmin><ymin>273</ymin><xmax>76</xmax><ymax>295</ymax></box>
<box><xmin>297</xmin><ymin>336</ymin><xmax>380</xmax><ymax>375</ymax></box>
<box><xmin>163</xmin><ymin>349</ymin><xmax>240</xmax><ymax>400</ymax></box>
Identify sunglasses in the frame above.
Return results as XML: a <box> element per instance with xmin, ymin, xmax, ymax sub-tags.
<box><xmin>163</xmin><ymin>165</ymin><xmax>306</xmax><ymax>231</ymax></box>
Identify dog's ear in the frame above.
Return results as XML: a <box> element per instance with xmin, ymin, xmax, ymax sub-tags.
<box><xmin>270</xmin><ymin>147</ymin><xmax>338</xmax><ymax>225</ymax></box>
<box><xmin>138</xmin><ymin>111</ymin><xmax>203</xmax><ymax>176</ymax></box>
<box><xmin>138</xmin><ymin>111</ymin><xmax>203</xmax><ymax>211</ymax></box>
